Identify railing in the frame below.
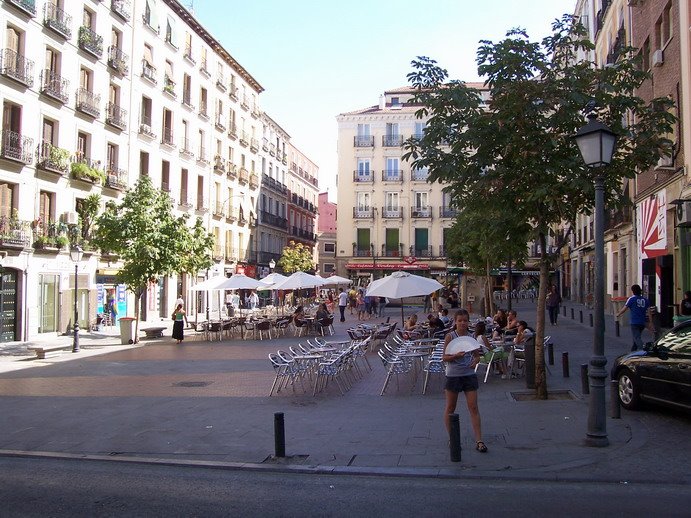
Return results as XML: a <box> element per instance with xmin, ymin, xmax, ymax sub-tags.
<box><xmin>249</xmin><ymin>173</ymin><xmax>259</xmax><ymax>189</ymax></box>
<box><xmin>381</xmin><ymin>245</ymin><xmax>404</xmax><ymax>258</ymax></box>
<box><xmin>141</xmin><ymin>60</ymin><xmax>157</xmax><ymax>83</ymax></box>
<box><xmin>111</xmin><ymin>0</ymin><xmax>131</xmax><ymax>20</ymax></box>
<box><xmin>238</xmin><ymin>167</ymin><xmax>249</xmax><ymax>183</ymax></box>
<box><xmin>182</xmin><ymin>92</ymin><xmax>194</xmax><ymax>109</ymax></box>
<box><xmin>212</xmin><ymin>201</ymin><xmax>225</xmax><ymax>218</ymax></box>
<box><xmin>353</xmin><ymin>247</ymin><xmax>372</xmax><ymax>257</ymax></box>
<box><xmin>228</xmin><ymin>122</ymin><xmax>237</xmax><ymax>139</ymax></box>
<box><xmin>413</xmin><ymin>246</ymin><xmax>433</xmax><ymax>258</ymax></box>
<box><xmin>183</xmin><ymin>43</ymin><xmax>195</xmax><ymax>63</ymax></box>
<box><xmin>216</xmin><ymin>73</ymin><xmax>226</xmax><ymax>91</ymax></box>
<box><xmin>36</xmin><ymin>141</ymin><xmax>69</xmax><ymax>174</ymax></box>
<box><xmin>43</xmin><ymin>3</ymin><xmax>72</xmax><ymax>38</ymax></box>
<box><xmin>107</xmin><ymin>46</ymin><xmax>129</xmax><ymax>75</ymax></box>
<box><xmin>241</xmin><ymin>96</ymin><xmax>249</xmax><ymax>110</ymax></box>
<box><xmin>226</xmin><ymin>208</ymin><xmax>238</xmax><ymax>222</ymax></box>
<box><xmin>163</xmin><ymin>75</ymin><xmax>176</xmax><ymax>97</ymax></box>
<box><xmin>6</xmin><ymin>0</ymin><xmax>36</xmax><ymax>16</ymax></box>
<box><xmin>78</xmin><ymin>26</ymin><xmax>103</xmax><ymax>57</ymax></box>
<box><xmin>381</xmin><ymin>207</ymin><xmax>403</xmax><ymax>219</ymax></box>
<box><xmin>213</xmin><ymin>156</ymin><xmax>226</xmax><ymax>173</ymax></box>
<box><xmin>105</xmin><ymin>167</ymin><xmax>128</xmax><ymax>190</ymax></box>
<box><xmin>382</xmin><ymin>135</ymin><xmax>404</xmax><ymax>147</ymax></box>
<box><xmin>214</xmin><ymin>115</ymin><xmax>226</xmax><ymax>132</ymax></box>
<box><xmin>354</xmin><ymin>135</ymin><xmax>374</xmax><ymax>147</ymax></box>
<box><xmin>1</xmin><ymin>129</ymin><xmax>33</xmax><ymax>164</ymax></box>
<box><xmin>196</xmin><ymin>198</ymin><xmax>207</xmax><ymax>212</ymax></box>
<box><xmin>260</xmin><ymin>210</ymin><xmax>288</xmax><ymax>229</ymax></box>
<box><xmin>239</xmin><ymin>131</ymin><xmax>249</xmax><ymax>146</ymax></box>
<box><xmin>106</xmin><ymin>102</ymin><xmax>127</xmax><ymax>130</ymax></box>
<box><xmin>138</xmin><ymin>115</ymin><xmax>156</xmax><ymax>138</ymax></box>
<box><xmin>76</xmin><ymin>88</ymin><xmax>100</xmax><ymax>117</ymax></box>
<box><xmin>161</xmin><ymin>126</ymin><xmax>175</xmax><ymax>147</ymax></box>
<box><xmin>250</xmin><ymin>138</ymin><xmax>259</xmax><ymax>152</ymax></box>
<box><xmin>269</xmin><ymin>143</ymin><xmax>276</xmax><ymax>156</ymax></box>
<box><xmin>229</xmin><ymin>85</ymin><xmax>239</xmax><ymax>101</ymax></box>
<box><xmin>40</xmin><ymin>70</ymin><xmax>68</xmax><ymax>103</ymax></box>
<box><xmin>353</xmin><ymin>171</ymin><xmax>374</xmax><ymax>183</ymax></box>
<box><xmin>178</xmin><ymin>193</ymin><xmax>192</xmax><ymax>209</ymax></box>
<box><xmin>179</xmin><ymin>137</ymin><xmax>194</xmax><ymax>157</ymax></box>
<box><xmin>381</xmin><ymin>170</ymin><xmax>403</xmax><ymax>182</ymax></box>
<box><xmin>226</xmin><ymin>163</ymin><xmax>238</xmax><ymax>178</ymax></box>
<box><xmin>197</xmin><ymin>147</ymin><xmax>209</xmax><ymax>164</ymax></box>
<box><xmin>199</xmin><ymin>101</ymin><xmax>208</xmax><ymax>119</ymax></box>
<box><xmin>0</xmin><ymin>48</ymin><xmax>34</xmax><ymax>87</ymax></box>
<box><xmin>411</xmin><ymin>206</ymin><xmax>432</xmax><ymax>218</ymax></box>
<box><xmin>411</xmin><ymin>168</ymin><xmax>429</xmax><ymax>181</ymax></box>
<box><xmin>0</xmin><ymin>216</ymin><xmax>31</xmax><ymax>248</ymax></box>
<box><xmin>439</xmin><ymin>206</ymin><xmax>457</xmax><ymax>218</ymax></box>
<box><xmin>352</xmin><ymin>208</ymin><xmax>374</xmax><ymax>219</ymax></box>
<box><xmin>606</xmin><ymin>206</ymin><xmax>632</xmax><ymax>230</ymax></box>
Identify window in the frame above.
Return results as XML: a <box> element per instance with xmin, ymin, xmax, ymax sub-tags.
<box><xmin>323</xmin><ymin>263</ymin><xmax>335</xmax><ymax>274</ymax></box>
<box><xmin>200</xmin><ymin>47</ymin><xmax>208</xmax><ymax>70</ymax></box>
<box><xmin>139</xmin><ymin>151</ymin><xmax>149</xmax><ymax>176</ymax></box>
<box><xmin>197</xmin><ymin>175</ymin><xmax>204</xmax><ymax>209</ymax></box>
<box><xmin>357</xmin><ymin>158</ymin><xmax>371</xmax><ymax>178</ymax></box>
<box><xmin>324</xmin><ymin>242</ymin><xmax>335</xmax><ymax>253</ymax></box>
<box><xmin>641</xmin><ymin>37</ymin><xmax>650</xmax><ymax>70</ymax></box>
<box><xmin>385</xmin><ymin>192</ymin><xmax>399</xmax><ymax>210</ymax></box>
<box><xmin>79</xmin><ymin>67</ymin><xmax>92</xmax><ymax>91</ymax></box>
<box><xmin>198</xmin><ymin>129</ymin><xmax>205</xmax><ymax>158</ymax></box>
<box><xmin>182</xmin><ymin>74</ymin><xmax>191</xmax><ymax>104</ymax></box>
<box><xmin>42</xmin><ymin>118</ymin><xmax>56</xmax><ymax>145</ymax></box>
<box><xmin>415</xmin><ymin>191</ymin><xmax>429</xmax><ymax>208</ymax></box>
<box><xmin>0</xmin><ymin>182</ymin><xmax>16</xmax><ymax>219</ymax></box>
<box><xmin>385</xmin><ymin>228</ymin><xmax>400</xmax><ymax>254</ymax></box>
<box><xmin>140</xmin><ymin>96</ymin><xmax>152</xmax><ymax>128</ymax></box>
<box><xmin>106</xmin><ymin>142</ymin><xmax>118</xmax><ymax>169</ymax></box>
<box><xmin>414</xmin><ymin>122</ymin><xmax>426</xmax><ymax>139</ymax></box>
<box><xmin>386</xmin><ymin>122</ymin><xmax>399</xmax><ymax>136</ymax></box>
<box><xmin>385</xmin><ymin>158</ymin><xmax>399</xmax><ymax>178</ymax></box>
<box><xmin>82</xmin><ymin>7</ymin><xmax>94</xmax><ymax>29</ymax></box>
<box><xmin>161</xmin><ymin>160</ymin><xmax>170</xmax><ymax>191</ymax></box>
<box><xmin>180</xmin><ymin>168</ymin><xmax>188</xmax><ymax>203</ymax></box>
<box><xmin>356</xmin><ymin>192</ymin><xmax>370</xmax><ymax>210</ymax></box>
<box><xmin>655</xmin><ymin>2</ymin><xmax>673</xmax><ymax>49</ymax></box>
<box><xmin>199</xmin><ymin>87</ymin><xmax>208</xmax><ymax>115</ymax></box>
<box><xmin>39</xmin><ymin>190</ymin><xmax>54</xmax><ymax>224</ymax></box>
<box><xmin>76</xmin><ymin>131</ymin><xmax>89</xmax><ymax>162</ymax></box>
<box><xmin>162</xmin><ymin>108</ymin><xmax>173</xmax><ymax>144</ymax></box>
<box><xmin>45</xmin><ymin>46</ymin><xmax>60</xmax><ymax>75</ymax></box>
<box><xmin>165</xmin><ymin>15</ymin><xmax>176</xmax><ymax>47</ymax></box>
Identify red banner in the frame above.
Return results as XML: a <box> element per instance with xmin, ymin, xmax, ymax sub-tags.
<box><xmin>346</xmin><ymin>263</ymin><xmax>429</xmax><ymax>270</ymax></box>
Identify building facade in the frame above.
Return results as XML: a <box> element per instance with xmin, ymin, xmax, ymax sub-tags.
<box><xmin>317</xmin><ymin>192</ymin><xmax>336</xmax><ymax>276</ymax></box>
<box><xmin>286</xmin><ymin>142</ymin><xmax>319</xmax><ymax>267</ymax></box>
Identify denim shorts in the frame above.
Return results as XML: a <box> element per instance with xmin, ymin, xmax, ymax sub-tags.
<box><xmin>445</xmin><ymin>374</ymin><xmax>479</xmax><ymax>393</ymax></box>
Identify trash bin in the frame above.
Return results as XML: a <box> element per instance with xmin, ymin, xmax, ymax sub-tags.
<box><xmin>119</xmin><ymin>317</ymin><xmax>137</xmax><ymax>345</ymax></box>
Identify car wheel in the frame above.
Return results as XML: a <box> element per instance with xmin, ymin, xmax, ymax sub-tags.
<box><xmin>617</xmin><ymin>369</ymin><xmax>639</xmax><ymax>410</ymax></box>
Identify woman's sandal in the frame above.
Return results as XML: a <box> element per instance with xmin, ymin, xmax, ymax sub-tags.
<box><xmin>476</xmin><ymin>441</ymin><xmax>488</xmax><ymax>453</ymax></box>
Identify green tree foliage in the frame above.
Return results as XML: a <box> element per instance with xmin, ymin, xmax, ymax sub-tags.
<box><xmin>93</xmin><ymin>176</ymin><xmax>213</xmax><ymax>340</ymax></box>
<box><xmin>76</xmin><ymin>193</ymin><xmax>101</xmax><ymax>244</ymax></box>
<box><xmin>404</xmin><ymin>16</ymin><xmax>675</xmax><ymax>399</ymax></box>
<box><xmin>277</xmin><ymin>240</ymin><xmax>314</xmax><ymax>274</ymax></box>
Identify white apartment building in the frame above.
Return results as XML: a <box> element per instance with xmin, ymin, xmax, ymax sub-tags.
<box><xmin>286</xmin><ymin>142</ymin><xmax>319</xmax><ymax>266</ymax></box>
<box><xmin>0</xmin><ymin>0</ymin><xmax>318</xmax><ymax>342</ymax></box>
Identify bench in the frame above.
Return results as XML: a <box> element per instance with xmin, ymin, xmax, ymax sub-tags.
<box><xmin>141</xmin><ymin>326</ymin><xmax>166</xmax><ymax>339</ymax></box>
<box><xmin>28</xmin><ymin>344</ymin><xmax>72</xmax><ymax>359</ymax></box>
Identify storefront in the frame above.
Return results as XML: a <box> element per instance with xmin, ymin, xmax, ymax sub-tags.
<box><xmin>95</xmin><ymin>272</ymin><xmax>127</xmax><ymax>325</ymax></box>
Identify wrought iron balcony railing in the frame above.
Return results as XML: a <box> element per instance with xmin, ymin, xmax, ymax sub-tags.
<box><xmin>0</xmin><ymin>216</ymin><xmax>31</xmax><ymax>249</ymax></box>
<box><xmin>141</xmin><ymin>60</ymin><xmax>157</xmax><ymax>83</ymax></box>
<box><xmin>6</xmin><ymin>0</ymin><xmax>36</xmax><ymax>17</ymax></box>
<box><xmin>382</xmin><ymin>134</ymin><xmax>404</xmax><ymax>147</ymax></box>
<box><xmin>36</xmin><ymin>141</ymin><xmax>69</xmax><ymax>174</ymax></box>
<box><xmin>411</xmin><ymin>206</ymin><xmax>432</xmax><ymax>218</ymax></box>
<box><xmin>353</xmin><ymin>208</ymin><xmax>374</xmax><ymax>219</ymax></box>
<box><xmin>439</xmin><ymin>206</ymin><xmax>457</xmax><ymax>218</ymax></box>
<box><xmin>105</xmin><ymin>167</ymin><xmax>128</xmax><ymax>190</ymax></box>
<box><xmin>106</xmin><ymin>103</ymin><xmax>127</xmax><ymax>130</ymax></box>
<box><xmin>76</xmin><ymin>88</ymin><xmax>100</xmax><ymax>117</ymax></box>
<box><xmin>179</xmin><ymin>137</ymin><xmax>194</xmax><ymax>157</ymax></box>
<box><xmin>353</xmin><ymin>171</ymin><xmax>373</xmax><ymax>183</ymax></box>
<box><xmin>1</xmin><ymin>129</ymin><xmax>33</xmax><ymax>164</ymax></box>
<box><xmin>39</xmin><ymin>70</ymin><xmax>68</xmax><ymax>102</ymax></box>
<box><xmin>163</xmin><ymin>75</ymin><xmax>176</xmax><ymax>98</ymax></box>
<box><xmin>138</xmin><ymin>115</ymin><xmax>156</xmax><ymax>138</ymax></box>
<box><xmin>107</xmin><ymin>46</ymin><xmax>129</xmax><ymax>75</ymax></box>
<box><xmin>161</xmin><ymin>126</ymin><xmax>175</xmax><ymax>147</ymax></box>
<box><xmin>381</xmin><ymin>170</ymin><xmax>403</xmax><ymax>182</ymax></box>
<box><xmin>43</xmin><ymin>3</ymin><xmax>71</xmax><ymax>38</ymax></box>
<box><xmin>354</xmin><ymin>135</ymin><xmax>374</xmax><ymax>147</ymax></box>
<box><xmin>78</xmin><ymin>26</ymin><xmax>103</xmax><ymax>57</ymax></box>
<box><xmin>0</xmin><ymin>48</ymin><xmax>34</xmax><ymax>87</ymax></box>
<box><xmin>411</xmin><ymin>168</ymin><xmax>430</xmax><ymax>181</ymax></box>
<box><xmin>381</xmin><ymin>207</ymin><xmax>403</xmax><ymax>219</ymax></box>
<box><xmin>183</xmin><ymin>43</ymin><xmax>195</xmax><ymax>63</ymax></box>
<box><xmin>111</xmin><ymin>0</ymin><xmax>131</xmax><ymax>21</ymax></box>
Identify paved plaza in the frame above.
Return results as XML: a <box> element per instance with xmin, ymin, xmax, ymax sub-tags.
<box><xmin>0</xmin><ymin>300</ymin><xmax>689</xmax><ymax>483</ymax></box>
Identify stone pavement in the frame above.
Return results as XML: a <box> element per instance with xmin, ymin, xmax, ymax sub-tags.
<box><xmin>0</xmin><ymin>300</ymin><xmax>689</xmax><ymax>483</ymax></box>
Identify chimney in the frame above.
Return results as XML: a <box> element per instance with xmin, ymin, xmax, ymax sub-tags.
<box><xmin>379</xmin><ymin>94</ymin><xmax>385</xmax><ymax>110</ymax></box>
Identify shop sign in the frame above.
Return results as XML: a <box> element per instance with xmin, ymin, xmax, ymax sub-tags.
<box><xmin>346</xmin><ymin>263</ymin><xmax>429</xmax><ymax>270</ymax></box>
<box><xmin>637</xmin><ymin>191</ymin><xmax>667</xmax><ymax>259</ymax></box>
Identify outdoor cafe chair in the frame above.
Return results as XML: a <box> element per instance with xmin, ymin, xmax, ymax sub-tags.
<box><xmin>269</xmin><ymin>353</ymin><xmax>297</xmax><ymax>396</ymax></box>
<box><xmin>423</xmin><ymin>356</ymin><xmax>445</xmax><ymax>395</ymax></box>
<box><xmin>255</xmin><ymin>320</ymin><xmax>272</xmax><ymax>340</ymax></box>
<box><xmin>474</xmin><ymin>345</ymin><xmax>508</xmax><ymax>383</ymax></box>
<box><xmin>207</xmin><ymin>321</ymin><xmax>223</xmax><ymax>341</ymax></box>
<box><xmin>378</xmin><ymin>349</ymin><xmax>413</xmax><ymax>396</ymax></box>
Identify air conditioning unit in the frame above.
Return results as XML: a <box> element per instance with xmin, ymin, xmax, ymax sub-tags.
<box><xmin>677</xmin><ymin>201</ymin><xmax>691</xmax><ymax>227</ymax></box>
<box><xmin>654</xmin><ymin>155</ymin><xmax>673</xmax><ymax>169</ymax></box>
<box><xmin>652</xmin><ymin>49</ymin><xmax>664</xmax><ymax>67</ymax></box>
<box><xmin>62</xmin><ymin>211</ymin><xmax>78</xmax><ymax>225</ymax></box>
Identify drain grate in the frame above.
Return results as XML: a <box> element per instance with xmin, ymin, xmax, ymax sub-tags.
<box><xmin>173</xmin><ymin>381</ymin><xmax>213</xmax><ymax>388</ymax></box>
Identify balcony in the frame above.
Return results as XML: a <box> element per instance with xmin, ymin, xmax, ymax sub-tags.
<box><xmin>36</xmin><ymin>141</ymin><xmax>69</xmax><ymax>174</ymax></box>
<box><xmin>354</xmin><ymin>135</ymin><xmax>374</xmax><ymax>147</ymax></box>
<box><xmin>198</xmin><ymin>101</ymin><xmax>209</xmax><ymax>120</ymax></box>
<box><xmin>105</xmin><ymin>166</ymin><xmax>128</xmax><ymax>191</ymax></box>
<box><xmin>249</xmin><ymin>173</ymin><xmax>258</xmax><ymax>189</ymax></box>
<box><xmin>251</xmin><ymin>106</ymin><xmax>261</xmax><ymax>119</ymax></box>
<box><xmin>239</xmin><ymin>131</ymin><xmax>249</xmax><ymax>147</ymax></box>
<box><xmin>382</xmin><ymin>244</ymin><xmax>404</xmax><ymax>258</ymax></box>
<box><xmin>1</xmin><ymin>130</ymin><xmax>33</xmax><ymax>164</ymax></box>
<box><xmin>78</xmin><ymin>26</ymin><xmax>103</xmax><ymax>58</ymax></box>
<box><xmin>381</xmin><ymin>170</ymin><xmax>403</xmax><ymax>182</ymax></box>
<box><xmin>250</xmin><ymin>138</ymin><xmax>259</xmax><ymax>153</ymax></box>
<box><xmin>214</xmin><ymin>115</ymin><xmax>226</xmax><ymax>132</ymax></box>
<box><xmin>238</xmin><ymin>167</ymin><xmax>249</xmax><ymax>184</ymax></box>
<box><xmin>183</xmin><ymin>43</ymin><xmax>195</xmax><ymax>64</ymax></box>
<box><xmin>411</xmin><ymin>206</ymin><xmax>432</xmax><ymax>218</ymax></box>
<box><xmin>76</xmin><ymin>88</ymin><xmax>100</xmax><ymax>118</ymax></box>
<box><xmin>212</xmin><ymin>201</ymin><xmax>225</xmax><ymax>218</ymax></box>
<box><xmin>138</xmin><ymin>115</ymin><xmax>156</xmax><ymax>138</ymax></box>
<box><xmin>161</xmin><ymin>127</ymin><xmax>175</xmax><ymax>147</ymax></box>
<box><xmin>111</xmin><ymin>0</ymin><xmax>130</xmax><ymax>21</ymax></box>
<box><xmin>606</xmin><ymin>206</ymin><xmax>632</xmax><ymax>231</ymax></box>
<box><xmin>43</xmin><ymin>3</ymin><xmax>71</xmax><ymax>39</ymax></box>
<box><xmin>352</xmin><ymin>246</ymin><xmax>372</xmax><ymax>258</ymax></box>
<box><xmin>181</xmin><ymin>92</ymin><xmax>194</xmax><ymax>110</ymax></box>
<box><xmin>107</xmin><ymin>46</ymin><xmax>129</xmax><ymax>75</ymax></box>
<box><xmin>212</xmin><ymin>246</ymin><xmax>224</xmax><ymax>261</ymax></box>
<box><xmin>141</xmin><ymin>60</ymin><xmax>157</xmax><ymax>84</ymax></box>
<box><xmin>226</xmin><ymin>207</ymin><xmax>238</xmax><ymax>222</ymax></box>
<box><xmin>238</xmin><ymin>211</ymin><xmax>247</xmax><ymax>226</ymax></box>
<box><xmin>178</xmin><ymin>194</ymin><xmax>193</xmax><ymax>210</ymax></box>
<box><xmin>352</xmin><ymin>171</ymin><xmax>373</xmax><ymax>183</ymax></box>
<box><xmin>199</xmin><ymin>60</ymin><xmax>209</xmax><ymax>78</ymax></box>
<box><xmin>259</xmin><ymin>210</ymin><xmax>288</xmax><ymax>230</ymax></box>
<box><xmin>141</xmin><ymin>11</ymin><xmax>159</xmax><ymax>34</ymax></box>
<box><xmin>32</xmin><ymin>220</ymin><xmax>69</xmax><ymax>251</ymax></box>
<box><xmin>411</xmin><ymin>168</ymin><xmax>430</xmax><ymax>181</ymax></box>
<box><xmin>439</xmin><ymin>206</ymin><xmax>457</xmax><ymax>218</ymax></box>
<box><xmin>226</xmin><ymin>162</ymin><xmax>238</xmax><ymax>179</ymax></box>
<box><xmin>382</xmin><ymin>134</ymin><xmax>404</xmax><ymax>147</ymax></box>
<box><xmin>163</xmin><ymin>75</ymin><xmax>176</xmax><ymax>98</ymax></box>
<box><xmin>39</xmin><ymin>70</ymin><xmax>68</xmax><ymax>103</ymax></box>
<box><xmin>106</xmin><ymin>102</ymin><xmax>127</xmax><ymax>130</ymax></box>
<box><xmin>228</xmin><ymin>123</ymin><xmax>237</xmax><ymax>140</ymax></box>
<box><xmin>70</xmin><ymin>157</ymin><xmax>104</xmax><ymax>185</ymax></box>
<box><xmin>225</xmin><ymin>247</ymin><xmax>237</xmax><ymax>261</ymax></box>
<box><xmin>413</xmin><ymin>246</ymin><xmax>433</xmax><ymax>258</ymax></box>
<box><xmin>353</xmin><ymin>207</ymin><xmax>374</xmax><ymax>219</ymax></box>
<box><xmin>229</xmin><ymin>85</ymin><xmax>239</xmax><ymax>101</ymax></box>
<box><xmin>213</xmin><ymin>156</ymin><xmax>225</xmax><ymax>173</ymax></box>
<box><xmin>0</xmin><ymin>48</ymin><xmax>34</xmax><ymax>87</ymax></box>
<box><xmin>215</xmin><ymin>73</ymin><xmax>226</xmax><ymax>92</ymax></box>
<box><xmin>6</xmin><ymin>0</ymin><xmax>36</xmax><ymax>17</ymax></box>
<box><xmin>241</xmin><ymin>96</ymin><xmax>249</xmax><ymax>110</ymax></box>
<box><xmin>179</xmin><ymin>138</ymin><xmax>194</xmax><ymax>158</ymax></box>
<box><xmin>196</xmin><ymin>199</ymin><xmax>208</xmax><ymax>214</ymax></box>
<box><xmin>269</xmin><ymin>143</ymin><xmax>276</xmax><ymax>156</ymax></box>
<box><xmin>0</xmin><ymin>216</ymin><xmax>31</xmax><ymax>249</ymax></box>
<box><xmin>381</xmin><ymin>207</ymin><xmax>403</xmax><ymax>219</ymax></box>
<box><xmin>197</xmin><ymin>148</ymin><xmax>209</xmax><ymax>165</ymax></box>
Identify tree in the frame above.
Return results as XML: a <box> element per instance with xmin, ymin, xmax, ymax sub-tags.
<box><xmin>75</xmin><ymin>193</ymin><xmax>101</xmax><ymax>246</ymax></box>
<box><xmin>404</xmin><ymin>16</ymin><xmax>675</xmax><ymax>399</ymax></box>
<box><xmin>93</xmin><ymin>176</ymin><xmax>214</xmax><ymax>341</ymax></box>
<box><xmin>277</xmin><ymin>240</ymin><xmax>314</xmax><ymax>274</ymax></box>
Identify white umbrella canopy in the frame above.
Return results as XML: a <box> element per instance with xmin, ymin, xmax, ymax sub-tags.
<box><xmin>190</xmin><ymin>275</ymin><xmax>229</xmax><ymax>291</ymax></box>
<box><xmin>259</xmin><ymin>272</ymin><xmax>288</xmax><ymax>287</ymax></box>
<box><xmin>319</xmin><ymin>274</ymin><xmax>352</xmax><ymax>286</ymax></box>
<box><xmin>271</xmin><ymin>271</ymin><xmax>326</xmax><ymax>291</ymax></box>
<box><xmin>366</xmin><ymin>271</ymin><xmax>443</xmax><ymax>324</ymax></box>
<box><xmin>215</xmin><ymin>273</ymin><xmax>263</xmax><ymax>291</ymax></box>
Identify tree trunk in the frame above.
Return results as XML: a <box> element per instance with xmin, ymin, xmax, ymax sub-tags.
<box><xmin>133</xmin><ymin>288</ymin><xmax>143</xmax><ymax>344</ymax></box>
<box><xmin>534</xmin><ymin>232</ymin><xmax>549</xmax><ymax>400</ymax></box>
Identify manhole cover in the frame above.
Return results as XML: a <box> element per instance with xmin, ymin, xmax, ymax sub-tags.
<box><xmin>510</xmin><ymin>389</ymin><xmax>578</xmax><ymax>401</ymax></box>
<box><xmin>173</xmin><ymin>381</ymin><xmax>213</xmax><ymax>388</ymax></box>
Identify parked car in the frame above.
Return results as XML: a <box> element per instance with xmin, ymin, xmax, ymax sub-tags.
<box><xmin>611</xmin><ymin>319</ymin><xmax>691</xmax><ymax>411</ymax></box>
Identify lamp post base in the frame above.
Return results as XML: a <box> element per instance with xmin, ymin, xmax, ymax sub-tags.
<box><xmin>585</xmin><ymin>434</ymin><xmax>609</xmax><ymax>447</ymax></box>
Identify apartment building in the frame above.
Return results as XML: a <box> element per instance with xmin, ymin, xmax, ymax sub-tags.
<box><xmin>0</xmin><ymin>0</ymin><xmax>319</xmax><ymax>341</ymax></box>
<box><xmin>286</xmin><ymin>142</ymin><xmax>319</xmax><ymax>266</ymax></box>
<box><xmin>317</xmin><ymin>192</ymin><xmax>336</xmax><ymax>276</ymax></box>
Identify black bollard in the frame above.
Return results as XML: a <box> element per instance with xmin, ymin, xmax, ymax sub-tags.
<box><xmin>581</xmin><ymin>364</ymin><xmax>589</xmax><ymax>394</ymax></box>
<box><xmin>562</xmin><ymin>352</ymin><xmax>570</xmax><ymax>377</ymax></box>
<box><xmin>449</xmin><ymin>413</ymin><xmax>461</xmax><ymax>462</ymax></box>
<box><xmin>610</xmin><ymin>379</ymin><xmax>621</xmax><ymax>419</ymax></box>
<box><xmin>615</xmin><ymin>320</ymin><xmax>620</xmax><ymax>337</ymax></box>
<box><xmin>274</xmin><ymin>412</ymin><xmax>286</xmax><ymax>457</ymax></box>
<box><xmin>579</xmin><ymin>310</ymin><xmax>583</xmax><ymax>323</ymax></box>
<box><xmin>571</xmin><ymin>308</ymin><xmax>575</xmax><ymax>319</ymax></box>
<box><xmin>589</xmin><ymin>313</ymin><xmax>593</xmax><ymax>327</ymax></box>
<box><xmin>563</xmin><ymin>306</ymin><xmax>567</xmax><ymax>317</ymax></box>
<box><xmin>547</xmin><ymin>342</ymin><xmax>554</xmax><ymax>366</ymax></box>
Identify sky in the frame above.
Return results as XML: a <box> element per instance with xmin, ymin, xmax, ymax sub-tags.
<box><xmin>186</xmin><ymin>0</ymin><xmax>577</xmax><ymax>201</ymax></box>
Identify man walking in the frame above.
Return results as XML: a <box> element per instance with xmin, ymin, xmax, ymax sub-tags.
<box><xmin>338</xmin><ymin>287</ymin><xmax>348</xmax><ymax>322</ymax></box>
<box><xmin>616</xmin><ymin>284</ymin><xmax>650</xmax><ymax>351</ymax></box>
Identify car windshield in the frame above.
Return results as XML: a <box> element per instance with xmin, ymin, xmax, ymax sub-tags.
<box><xmin>657</xmin><ymin>323</ymin><xmax>691</xmax><ymax>353</ymax></box>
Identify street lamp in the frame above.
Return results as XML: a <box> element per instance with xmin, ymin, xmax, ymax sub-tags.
<box><xmin>574</xmin><ymin>112</ymin><xmax>617</xmax><ymax>447</ymax></box>
<box><xmin>69</xmin><ymin>245</ymin><xmax>84</xmax><ymax>353</ymax></box>
<box><xmin>269</xmin><ymin>258</ymin><xmax>275</xmax><ymax>272</ymax></box>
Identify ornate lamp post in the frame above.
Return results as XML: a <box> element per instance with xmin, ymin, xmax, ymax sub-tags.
<box><xmin>574</xmin><ymin>112</ymin><xmax>618</xmax><ymax>447</ymax></box>
<box><xmin>70</xmin><ymin>245</ymin><xmax>84</xmax><ymax>353</ymax></box>
<box><xmin>269</xmin><ymin>258</ymin><xmax>275</xmax><ymax>273</ymax></box>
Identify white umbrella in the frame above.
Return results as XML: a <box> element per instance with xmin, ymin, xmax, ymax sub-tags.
<box><xmin>366</xmin><ymin>271</ymin><xmax>443</xmax><ymax>324</ymax></box>
<box><xmin>271</xmin><ymin>271</ymin><xmax>326</xmax><ymax>291</ymax></box>
<box><xmin>319</xmin><ymin>274</ymin><xmax>352</xmax><ymax>286</ymax></box>
<box><xmin>190</xmin><ymin>276</ymin><xmax>228</xmax><ymax>291</ymax></box>
<box><xmin>215</xmin><ymin>273</ymin><xmax>262</xmax><ymax>291</ymax></box>
<box><xmin>259</xmin><ymin>272</ymin><xmax>288</xmax><ymax>287</ymax></box>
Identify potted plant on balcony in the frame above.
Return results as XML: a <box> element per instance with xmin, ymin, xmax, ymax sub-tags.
<box><xmin>55</xmin><ymin>235</ymin><xmax>69</xmax><ymax>249</ymax></box>
<box><xmin>33</xmin><ymin>235</ymin><xmax>56</xmax><ymax>250</ymax></box>
<box><xmin>49</xmin><ymin>146</ymin><xmax>71</xmax><ymax>173</ymax></box>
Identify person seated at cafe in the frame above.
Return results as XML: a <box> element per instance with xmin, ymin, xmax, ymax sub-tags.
<box><xmin>403</xmin><ymin>314</ymin><xmax>422</xmax><ymax>339</ymax></box>
<box><xmin>475</xmin><ymin>321</ymin><xmax>507</xmax><ymax>377</ymax></box>
<box><xmin>293</xmin><ymin>305</ymin><xmax>307</xmax><ymax>327</ymax></box>
<box><xmin>504</xmin><ymin>309</ymin><xmax>519</xmax><ymax>335</ymax></box>
<box><xmin>439</xmin><ymin>308</ymin><xmax>451</xmax><ymax>326</ymax></box>
<box><xmin>315</xmin><ymin>302</ymin><xmax>330</xmax><ymax>321</ymax></box>
<box><xmin>427</xmin><ymin>313</ymin><xmax>446</xmax><ymax>333</ymax></box>
<box><xmin>513</xmin><ymin>321</ymin><xmax>533</xmax><ymax>345</ymax></box>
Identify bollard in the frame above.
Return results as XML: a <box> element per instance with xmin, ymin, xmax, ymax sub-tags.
<box><xmin>547</xmin><ymin>342</ymin><xmax>554</xmax><ymax>366</ymax></box>
<box><xmin>581</xmin><ymin>364</ymin><xmax>589</xmax><ymax>394</ymax></box>
<box><xmin>274</xmin><ymin>412</ymin><xmax>286</xmax><ymax>457</ymax></box>
<box><xmin>571</xmin><ymin>308</ymin><xmax>575</xmax><ymax>320</ymax></box>
<box><xmin>589</xmin><ymin>313</ymin><xmax>593</xmax><ymax>327</ymax></box>
<box><xmin>563</xmin><ymin>306</ymin><xmax>567</xmax><ymax>317</ymax></box>
<box><xmin>610</xmin><ymin>379</ymin><xmax>621</xmax><ymax>419</ymax></box>
<box><xmin>579</xmin><ymin>310</ymin><xmax>583</xmax><ymax>323</ymax></box>
<box><xmin>562</xmin><ymin>352</ymin><xmax>570</xmax><ymax>377</ymax></box>
<box><xmin>449</xmin><ymin>413</ymin><xmax>461</xmax><ymax>462</ymax></box>
<box><xmin>615</xmin><ymin>320</ymin><xmax>620</xmax><ymax>337</ymax></box>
